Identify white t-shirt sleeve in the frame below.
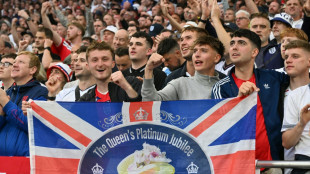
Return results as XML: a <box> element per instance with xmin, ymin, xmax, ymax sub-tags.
<box><xmin>281</xmin><ymin>89</ymin><xmax>300</xmax><ymax>132</ymax></box>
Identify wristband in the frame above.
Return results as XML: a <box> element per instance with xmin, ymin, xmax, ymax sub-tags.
<box><xmin>44</xmin><ymin>47</ymin><xmax>51</xmax><ymax>52</ymax></box>
<box><xmin>47</xmin><ymin>96</ymin><xmax>56</xmax><ymax>100</ymax></box>
<box><xmin>198</xmin><ymin>18</ymin><xmax>208</xmax><ymax>24</ymax></box>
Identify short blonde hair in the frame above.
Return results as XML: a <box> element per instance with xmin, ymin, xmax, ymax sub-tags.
<box><xmin>17</xmin><ymin>51</ymin><xmax>41</xmax><ymax>77</ymax></box>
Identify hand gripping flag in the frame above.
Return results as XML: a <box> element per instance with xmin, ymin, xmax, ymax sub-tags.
<box><xmin>28</xmin><ymin>93</ymin><xmax>257</xmax><ymax>174</ymax></box>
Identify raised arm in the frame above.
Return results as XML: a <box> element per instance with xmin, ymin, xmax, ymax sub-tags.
<box><xmin>18</xmin><ymin>10</ymin><xmax>38</xmax><ymax>36</ymax></box>
<box><xmin>244</xmin><ymin>0</ymin><xmax>259</xmax><ymax>14</ymax></box>
<box><xmin>10</xmin><ymin>18</ymin><xmax>20</xmax><ymax>47</ymax></box>
<box><xmin>302</xmin><ymin>0</ymin><xmax>310</xmax><ymax>40</ymax></box>
<box><xmin>51</xmin><ymin>0</ymin><xmax>68</xmax><ymax>27</ymax></box>
<box><xmin>111</xmin><ymin>71</ymin><xmax>139</xmax><ymax>99</ymax></box>
<box><xmin>141</xmin><ymin>53</ymin><xmax>179</xmax><ymax>101</ymax></box>
<box><xmin>42</xmin><ymin>38</ymin><xmax>55</xmax><ymax>70</ymax></box>
<box><xmin>160</xmin><ymin>0</ymin><xmax>183</xmax><ymax>32</ymax></box>
<box><xmin>84</xmin><ymin>6</ymin><xmax>94</xmax><ymax>36</ymax></box>
<box><xmin>198</xmin><ymin>0</ymin><xmax>211</xmax><ymax>29</ymax></box>
<box><xmin>41</xmin><ymin>2</ymin><xmax>62</xmax><ymax>46</ymax></box>
<box><xmin>210</xmin><ymin>0</ymin><xmax>231</xmax><ymax>55</ymax></box>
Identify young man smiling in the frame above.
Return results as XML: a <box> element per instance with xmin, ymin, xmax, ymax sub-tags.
<box><xmin>79</xmin><ymin>42</ymin><xmax>141</xmax><ymax>102</ymax></box>
<box><xmin>142</xmin><ymin>35</ymin><xmax>223</xmax><ymax>101</ymax></box>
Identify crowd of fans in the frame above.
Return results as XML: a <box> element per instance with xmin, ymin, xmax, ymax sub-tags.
<box><xmin>0</xmin><ymin>0</ymin><xmax>310</xmax><ymax>173</ymax></box>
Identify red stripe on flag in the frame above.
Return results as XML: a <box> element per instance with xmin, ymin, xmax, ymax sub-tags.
<box><xmin>211</xmin><ymin>150</ymin><xmax>255</xmax><ymax>174</ymax></box>
<box><xmin>34</xmin><ymin>156</ymin><xmax>79</xmax><ymax>174</ymax></box>
<box><xmin>0</xmin><ymin>156</ymin><xmax>30</xmax><ymax>174</ymax></box>
<box><xmin>31</xmin><ymin>102</ymin><xmax>92</xmax><ymax>147</ymax></box>
<box><xmin>189</xmin><ymin>97</ymin><xmax>243</xmax><ymax>137</ymax></box>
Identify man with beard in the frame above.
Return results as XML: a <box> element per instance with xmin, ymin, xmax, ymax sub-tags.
<box><xmin>41</xmin><ymin>2</ymin><xmax>84</xmax><ymax>61</ymax></box>
<box><xmin>268</xmin><ymin>1</ymin><xmax>281</xmax><ymax>19</ymax></box>
<box><xmin>285</xmin><ymin>0</ymin><xmax>304</xmax><ymax>28</ymax></box>
<box><xmin>250</xmin><ymin>13</ymin><xmax>284</xmax><ymax>69</ymax></box>
<box><xmin>92</xmin><ymin>19</ymin><xmax>106</xmax><ymax>42</ymax></box>
<box><xmin>52</xmin><ymin>46</ymin><xmax>96</xmax><ymax>101</ymax></box>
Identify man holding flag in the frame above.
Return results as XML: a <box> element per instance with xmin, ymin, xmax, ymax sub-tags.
<box><xmin>0</xmin><ymin>51</ymin><xmax>47</xmax><ymax>156</ymax></box>
<box><xmin>212</xmin><ymin>29</ymin><xmax>289</xmax><ymax>173</ymax></box>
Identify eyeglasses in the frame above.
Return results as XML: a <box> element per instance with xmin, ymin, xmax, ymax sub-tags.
<box><xmin>0</xmin><ymin>62</ymin><xmax>13</xmax><ymax>68</ymax></box>
<box><xmin>235</xmin><ymin>17</ymin><xmax>248</xmax><ymax>21</ymax></box>
<box><xmin>185</xmin><ymin>11</ymin><xmax>196</xmax><ymax>15</ymax></box>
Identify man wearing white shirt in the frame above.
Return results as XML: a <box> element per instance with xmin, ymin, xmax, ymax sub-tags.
<box><xmin>282</xmin><ymin>40</ymin><xmax>310</xmax><ymax>174</ymax></box>
<box><xmin>285</xmin><ymin>0</ymin><xmax>304</xmax><ymax>28</ymax></box>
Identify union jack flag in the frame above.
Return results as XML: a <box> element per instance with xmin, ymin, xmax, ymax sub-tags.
<box><xmin>28</xmin><ymin>93</ymin><xmax>257</xmax><ymax>174</ymax></box>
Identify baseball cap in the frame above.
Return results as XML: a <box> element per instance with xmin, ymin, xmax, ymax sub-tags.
<box><xmin>183</xmin><ymin>21</ymin><xmax>198</xmax><ymax>28</ymax></box>
<box><xmin>271</xmin><ymin>13</ymin><xmax>293</xmax><ymax>27</ymax></box>
<box><xmin>102</xmin><ymin>25</ymin><xmax>118</xmax><ymax>34</ymax></box>
<box><xmin>148</xmin><ymin>23</ymin><xmax>164</xmax><ymax>37</ymax></box>
<box><xmin>46</xmin><ymin>63</ymin><xmax>72</xmax><ymax>82</ymax></box>
<box><xmin>0</xmin><ymin>20</ymin><xmax>11</xmax><ymax>28</ymax></box>
<box><xmin>21</xmin><ymin>31</ymin><xmax>34</xmax><ymax>38</ymax></box>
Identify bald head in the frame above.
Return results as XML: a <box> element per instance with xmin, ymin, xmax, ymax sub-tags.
<box><xmin>113</xmin><ymin>29</ymin><xmax>129</xmax><ymax>49</ymax></box>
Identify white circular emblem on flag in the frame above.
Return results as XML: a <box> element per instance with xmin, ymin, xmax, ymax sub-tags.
<box><xmin>78</xmin><ymin>123</ymin><xmax>211</xmax><ymax>173</ymax></box>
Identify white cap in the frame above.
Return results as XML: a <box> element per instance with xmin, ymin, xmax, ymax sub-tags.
<box><xmin>103</xmin><ymin>25</ymin><xmax>118</xmax><ymax>34</ymax></box>
<box><xmin>183</xmin><ymin>21</ymin><xmax>198</xmax><ymax>28</ymax></box>
<box><xmin>271</xmin><ymin>13</ymin><xmax>293</xmax><ymax>27</ymax></box>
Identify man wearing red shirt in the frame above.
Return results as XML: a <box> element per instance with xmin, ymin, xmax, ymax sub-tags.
<box><xmin>41</xmin><ymin>2</ymin><xmax>84</xmax><ymax>61</ymax></box>
<box><xmin>212</xmin><ymin>29</ymin><xmax>289</xmax><ymax>173</ymax></box>
<box><xmin>79</xmin><ymin>42</ymin><xmax>142</xmax><ymax>102</ymax></box>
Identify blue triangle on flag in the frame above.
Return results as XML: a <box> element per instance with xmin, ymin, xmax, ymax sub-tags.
<box><xmin>209</xmin><ymin>105</ymin><xmax>256</xmax><ymax>146</ymax></box>
<box><xmin>160</xmin><ymin>99</ymin><xmax>222</xmax><ymax>129</ymax></box>
<box><xmin>33</xmin><ymin>116</ymin><xmax>79</xmax><ymax>149</ymax></box>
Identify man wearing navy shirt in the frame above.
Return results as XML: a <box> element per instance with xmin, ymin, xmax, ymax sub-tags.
<box><xmin>0</xmin><ymin>51</ymin><xmax>48</xmax><ymax>156</ymax></box>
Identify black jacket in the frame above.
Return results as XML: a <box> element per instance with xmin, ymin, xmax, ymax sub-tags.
<box><xmin>122</xmin><ymin>65</ymin><xmax>166</xmax><ymax>91</ymax></box>
<box><xmin>79</xmin><ymin>76</ymin><xmax>142</xmax><ymax>102</ymax></box>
